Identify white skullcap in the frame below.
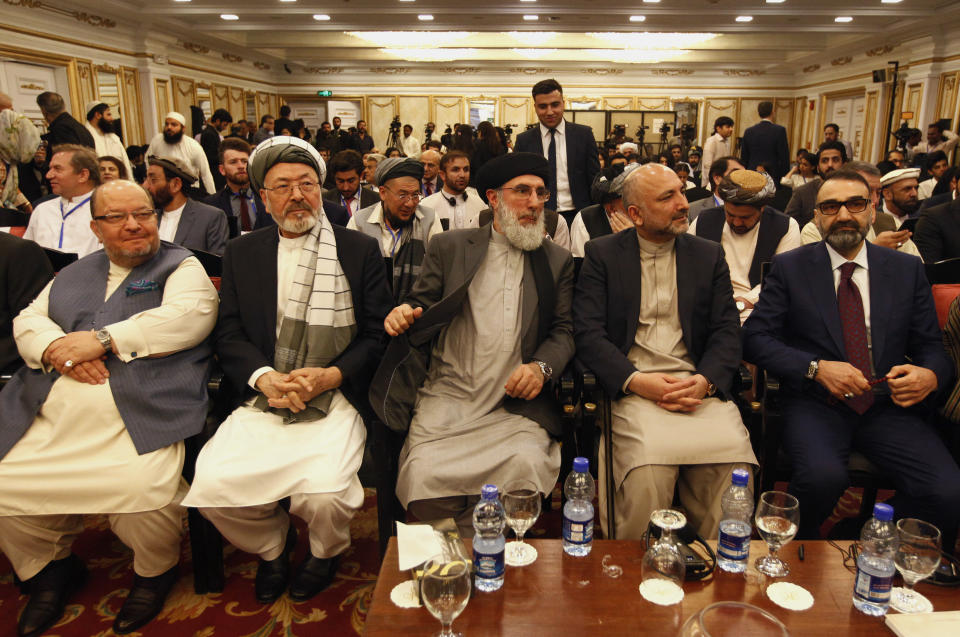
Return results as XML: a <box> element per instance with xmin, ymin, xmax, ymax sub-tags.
<box><xmin>84</xmin><ymin>100</ymin><xmax>107</xmax><ymax>117</ymax></box>
<box><xmin>165</xmin><ymin>111</ymin><xmax>186</xmax><ymax>126</ymax></box>
<box><xmin>619</xmin><ymin>142</ymin><xmax>638</xmax><ymax>154</ymax></box>
<box><xmin>880</xmin><ymin>167</ymin><xmax>921</xmax><ymax>188</ymax></box>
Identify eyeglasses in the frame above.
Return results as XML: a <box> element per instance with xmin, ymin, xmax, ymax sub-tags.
<box><xmin>93</xmin><ymin>210</ymin><xmax>157</xmax><ymax>225</ymax></box>
<box><xmin>816</xmin><ymin>197</ymin><xmax>869</xmax><ymax>216</ymax></box>
<box><xmin>382</xmin><ymin>187</ymin><xmax>421</xmax><ymax>203</ymax></box>
<box><xmin>501</xmin><ymin>185</ymin><xmax>551</xmax><ymax>201</ymax></box>
<box><xmin>262</xmin><ymin>181</ymin><xmax>320</xmax><ymax>196</ymax></box>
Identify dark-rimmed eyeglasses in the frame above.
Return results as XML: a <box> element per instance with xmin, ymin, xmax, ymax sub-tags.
<box><xmin>816</xmin><ymin>197</ymin><xmax>869</xmax><ymax>216</ymax></box>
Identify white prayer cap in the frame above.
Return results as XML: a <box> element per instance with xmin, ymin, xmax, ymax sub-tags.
<box><xmin>619</xmin><ymin>142</ymin><xmax>638</xmax><ymax>155</ymax></box>
<box><xmin>164</xmin><ymin>111</ymin><xmax>187</xmax><ymax>126</ymax></box>
<box><xmin>880</xmin><ymin>167</ymin><xmax>920</xmax><ymax>188</ymax></box>
<box><xmin>84</xmin><ymin>100</ymin><xmax>107</xmax><ymax>118</ymax></box>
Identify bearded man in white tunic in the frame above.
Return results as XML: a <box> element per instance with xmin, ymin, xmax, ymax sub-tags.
<box><xmin>0</xmin><ymin>179</ymin><xmax>219</xmax><ymax>637</ymax></box>
<box><xmin>573</xmin><ymin>163</ymin><xmax>757</xmax><ymax>541</ymax></box>
<box><xmin>182</xmin><ymin>136</ymin><xmax>393</xmax><ymax>604</ymax></box>
<box><xmin>383</xmin><ymin>152</ymin><xmax>575</xmax><ymax>536</ymax></box>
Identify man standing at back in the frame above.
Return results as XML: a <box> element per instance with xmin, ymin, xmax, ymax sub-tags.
<box><xmin>741</xmin><ymin>102</ymin><xmax>789</xmax><ymax>184</ymax></box>
<box><xmin>514</xmin><ymin>79</ymin><xmax>600</xmax><ymax>224</ymax></box>
<box><xmin>199</xmin><ymin>108</ymin><xmax>233</xmax><ymax>192</ymax></box>
<box><xmin>700</xmin><ymin>117</ymin><xmax>734</xmax><ymax>188</ymax></box>
<box><xmin>84</xmin><ymin>100</ymin><xmax>133</xmax><ymax>179</ymax></box>
<box><xmin>36</xmin><ymin>92</ymin><xmax>94</xmax><ymax>150</ymax></box>
<box><xmin>146</xmin><ymin>112</ymin><xmax>216</xmax><ymax>196</ymax></box>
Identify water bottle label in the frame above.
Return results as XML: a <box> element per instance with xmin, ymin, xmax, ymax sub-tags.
<box><xmin>718</xmin><ymin>529</ymin><xmax>750</xmax><ymax>561</ymax></box>
<box><xmin>473</xmin><ymin>548</ymin><xmax>504</xmax><ymax>580</ymax></box>
<box><xmin>562</xmin><ymin>516</ymin><xmax>594</xmax><ymax>545</ymax></box>
<box><xmin>854</xmin><ymin>568</ymin><xmax>893</xmax><ymax>604</ymax></box>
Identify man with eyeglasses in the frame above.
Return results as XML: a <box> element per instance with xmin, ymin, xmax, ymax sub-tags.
<box><xmin>183</xmin><ymin>136</ymin><xmax>392</xmax><ymax>605</ymax></box>
<box><xmin>348</xmin><ymin>157</ymin><xmax>442</xmax><ymax>301</ymax></box>
<box><xmin>379</xmin><ymin>152</ymin><xmax>574</xmax><ymax>537</ymax></box>
<box><xmin>744</xmin><ymin>168</ymin><xmax>960</xmax><ymax>547</ymax></box>
<box><xmin>0</xmin><ymin>178</ymin><xmax>219</xmax><ymax>636</ymax></box>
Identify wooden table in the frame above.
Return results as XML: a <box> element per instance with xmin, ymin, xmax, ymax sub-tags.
<box><xmin>364</xmin><ymin>538</ymin><xmax>960</xmax><ymax>635</ymax></box>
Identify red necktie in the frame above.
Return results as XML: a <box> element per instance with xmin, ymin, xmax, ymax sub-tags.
<box><xmin>837</xmin><ymin>261</ymin><xmax>874</xmax><ymax>414</ymax></box>
<box><xmin>424</xmin><ymin>181</ymin><xmax>433</xmax><ymax>196</ymax></box>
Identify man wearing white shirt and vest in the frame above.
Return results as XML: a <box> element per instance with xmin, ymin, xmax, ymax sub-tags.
<box><xmin>322</xmin><ymin>150</ymin><xmax>380</xmax><ymax>217</ymax></box>
<box><xmin>146</xmin><ymin>112</ymin><xmax>216</xmax><ymax>196</ymax></box>
<box><xmin>23</xmin><ymin>144</ymin><xmax>101</xmax><ymax>257</ymax></box>
<box><xmin>0</xmin><ymin>179</ymin><xmax>219</xmax><ymax>636</ymax></box>
<box><xmin>347</xmin><ymin>157</ymin><xmax>442</xmax><ymax>301</ymax></box>
<box><xmin>420</xmin><ymin>150</ymin><xmax>486</xmax><ymax>230</ymax></box>
<box><xmin>84</xmin><ymin>100</ymin><xmax>134</xmax><ymax>179</ymax></box>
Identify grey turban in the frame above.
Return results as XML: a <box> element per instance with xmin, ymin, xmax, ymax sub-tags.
<box><xmin>247</xmin><ymin>135</ymin><xmax>326</xmax><ymax>192</ymax></box>
<box><xmin>717</xmin><ymin>169</ymin><xmax>776</xmax><ymax>206</ymax></box>
<box><xmin>375</xmin><ymin>157</ymin><xmax>424</xmax><ymax>186</ymax></box>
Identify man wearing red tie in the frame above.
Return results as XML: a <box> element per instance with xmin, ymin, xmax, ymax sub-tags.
<box><xmin>322</xmin><ymin>149</ymin><xmax>380</xmax><ymax>217</ymax></box>
<box><xmin>420</xmin><ymin>149</ymin><xmax>443</xmax><ymax>197</ymax></box>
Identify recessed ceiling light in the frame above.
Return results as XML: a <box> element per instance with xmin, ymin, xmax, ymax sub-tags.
<box><xmin>835</xmin><ymin>16</ymin><xmax>853</xmax><ymax>22</ymax></box>
<box><xmin>523</xmin><ymin>15</ymin><xmax>539</xmax><ymax>21</ymax></box>
<box><xmin>520</xmin><ymin>0</ymin><xmax>538</xmax><ymax>3</ymax></box>
<box><xmin>735</xmin><ymin>16</ymin><xmax>753</xmax><ymax>22</ymax></box>
<box><xmin>174</xmin><ymin>0</ymin><xmax>191</xmax><ymax>3</ymax></box>
<box><xmin>220</xmin><ymin>14</ymin><xmax>239</xmax><ymax>20</ymax></box>
<box><xmin>313</xmin><ymin>14</ymin><xmax>330</xmax><ymax>20</ymax></box>
<box><xmin>766</xmin><ymin>0</ymin><xmax>786</xmax><ymax>4</ymax></box>
<box><xmin>642</xmin><ymin>0</ymin><xmax>661</xmax><ymax>3</ymax></box>
<box><xmin>629</xmin><ymin>16</ymin><xmax>646</xmax><ymax>22</ymax></box>
<box><xmin>418</xmin><ymin>14</ymin><xmax>433</xmax><ymax>20</ymax></box>
<box><xmin>881</xmin><ymin>0</ymin><xmax>902</xmax><ymax>3</ymax></box>
<box><xmin>399</xmin><ymin>0</ymin><xmax>415</xmax><ymax>2</ymax></box>
<box><xmin>279</xmin><ymin>0</ymin><xmax>297</xmax><ymax>3</ymax></box>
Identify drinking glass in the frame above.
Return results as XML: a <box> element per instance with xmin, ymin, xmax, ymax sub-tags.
<box><xmin>679</xmin><ymin>602</ymin><xmax>790</xmax><ymax>637</ymax></box>
<box><xmin>891</xmin><ymin>518</ymin><xmax>941</xmax><ymax>614</ymax></box>
<box><xmin>641</xmin><ymin>509</ymin><xmax>687</xmax><ymax>586</ymax></box>
<box><xmin>420</xmin><ymin>555</ymin><xmax>471</xmax><ymax>637</ymax></box>
<box><xmin>501</xmin><ymin>479</ymin><xmax>541</xmax><ymax>565</ymax></box>
<box><xmin>754</xmin><ymin>491</ymin><xmax>799</xmax><ymax>577</ymax></box>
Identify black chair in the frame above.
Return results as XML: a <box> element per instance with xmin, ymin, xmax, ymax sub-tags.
<box><xmin>41</xmin><ymin>248</ymin><xmax>78</xmax><ymax>272</ymax></box>
<box><xmin>0</xmin><ymin>207</ymin><xmax>29</xmax><ymax>227</ymax></box>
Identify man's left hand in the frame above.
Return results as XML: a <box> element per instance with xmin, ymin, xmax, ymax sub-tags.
<box><xmin>505</xmin><ymin>362</ymin><xmax>544</xmax><ymax>400</ymax></box>
<box><xmin>44</xmin><ymin>331</ymin><xmax>107</xmax><ymax>373</ymax></box>
<box><xmin>657</xmin><ymin>374</ymin><xmax>709</xmax><ymax>412</ymax></box>
<box><xmin>886</xmin><ymin>364</ymin><xmax>938</xmax><ymax>408</ymax></box>
<box><xmin>267</xmin><ymin>366</ymin><xmax>343</xmax><ymax>412</ymax></box>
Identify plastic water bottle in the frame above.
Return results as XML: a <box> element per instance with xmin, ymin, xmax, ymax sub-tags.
<box><xmin>472</xmin><ymin>484</ymin><xmax>505</xmax><ymax>592</ymax></box>
<box><xmin>717</xmin><ymin>468</ymin><xmax>753</xmax><ymax>573</ymax></box>
<box><xmin>852</xmin><ymin>503</ymin><xmax>898</xmax><ymax>616</ymax></box>
<box><xmin>563</xmin><ymin>457</ymin><xmax>596</xmax><ymax>556</ymax></box>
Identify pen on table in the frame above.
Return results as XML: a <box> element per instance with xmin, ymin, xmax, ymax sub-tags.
<box><xmin>798</xmin><ymin>544</ymin><xmax>805</xmax><ymax>561</ymax></box>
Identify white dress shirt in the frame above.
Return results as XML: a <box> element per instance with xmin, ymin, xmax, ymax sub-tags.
<box><xmin>145</xmin><ymin>133</ymin><xmax>217</xmax><ymax>194</ymax></box>
<box><xmin>420</xmin><ymin>186</ymin><xmax>486</xmax><ymax>230</ymax></box>
<box><xmin>23</xmin><ymin>191</ymin><xmax>100</xmax><ymax>257</ymax></box>
<box><xmin>401</xmin><ymin>134</ymin><xmax>422</xmax><ymax>159</ymax></box>
<box><xmin>540</xmin><ymin>120</ymin><xmax>573</xmax><ymax>211</ymax></box>
<box><xmin>700</xmin><ymin>132</ymin><xmax>731</xmax><ymax>188</ymax></box>
<box><xmin>158</xmin><ymin>202</ymin><xmax>186</xmax><ymax>243</ymax></box>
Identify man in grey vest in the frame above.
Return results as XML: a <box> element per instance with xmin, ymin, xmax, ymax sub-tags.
<box><xmin>689</xmin><ymin>169</ymin><xmax>801</xmax><ymax>323</ymax></box>
<box><xmin>347</xmin><ymin>157</ymin><xmax>442</xmax><ymax>302</ymax></box>
<box><xmin>0</xmin><ymin>179</ymin><xmax>218</xmax><ymax>636</ymax></box>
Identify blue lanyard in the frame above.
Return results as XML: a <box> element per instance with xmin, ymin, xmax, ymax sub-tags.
<box><xmin>58</xmin><ymin>196</ymin><xmax>91</xmax><ymax>249</ymax></box>
<box><xmin>340</xmin><ymin>193</ymin><xmax>356</xmax><ymax>216</ymax></box>
<box><xmin>386</xmin><ymin>224</ymin><xmax>403</xmax><ymax>258</ymax></box>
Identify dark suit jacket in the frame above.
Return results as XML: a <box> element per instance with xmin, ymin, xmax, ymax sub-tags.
<box><xmin>914</xmin><ymin>198</ymin><xmax>960</xmax><ymax>263</ymax></box>
<box><xmin>42</xmin><ymin>112</ymin><xmax>94</xmax><ymax>149</ymax></box>
<box><xmin>514</xmin><ymin>121</ymin><xmax>601</xmax><ymax>211</ymax></box>
<box><xmin>163</xmin><ymin>199</ymin><xmax>229</xmax><ymax>256</ymax></box>
<box><xmin>204</xmin><ymin>187</ymin><xmax>271</xmax><ymax>239</ymax></box>
<box><xmin>784</xmin><ymin>177</ymin><xmax>822</xmax><ymax>229</ymax></box>
<box><xmin>215</xmin><ymin>225</ymin><xmax>393</xmax><ymax>419</ymax></box>
<box><xmin>742</xmin><ymin>241</ymin><xmax>952</xmax><ymax>399</ymax></box>
<box><xmin>199</xmin><ymin>126</ymin><xmax>225</xmax><ymax>191</ymax></box>
<box><xmin>917</xmin><ymin>191</ymin><xmax>952</xmax><ymax>216</ymax></box>
<box><xmin>0</xmin><ymin>233</ymin><xmax>54</xmax><ymax>372</ymax></box>
<box><xmin>741</xmin><ymin>119</ymin><xmax>790</xmax><ymax>183</ymax></box>
<box><xmin>573</xmin><ymin>230</ymin><xmax>742</xmax><ymax>399</ymax></box>
<box><xmin>322</xmin><ymin>187</ymin><xmax>380</xmax><ymax>213</ymax></box>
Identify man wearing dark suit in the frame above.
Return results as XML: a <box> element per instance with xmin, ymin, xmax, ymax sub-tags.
<box><xmin>743</xmin><ymin>169</ymin><xmax>960</xmax><ymax>546</ymax></box>
<box><xmin>740</xmin><ymin>101</ymin><xmax>790</xmax><ymax>184</ymax></box>
<box><xmin>321</xmin><ymin>149</ymin><xmax>380</xmax><ymax>217</ymax></box>
<box><xmin>574</xmin><ymin>163</ymin><xmax>756</xmax><ymax>539</ymax></box>
<box><xmin>784</xmin><ymin>141</ymin><xmax>846</xmax><ymax>228</ymax></box>
<box><xmin>0</xmin><ymin>233</ymin><xmax>53</xmax><ymax>372</ymax></box>
<box><xmin>914</xmin><ymin>177</ymin><xmax>960</xmax><ymax>262</ymax></box>
<box><xmin>687</xmin><ymin>156</ymin><xmax>744</xmax><ymax>222</ymax></box>
<box><xmin>199</xmin><ymin>108</ymin><xmax>232</xmax><ymax>192</ymax></box>
<box><xmin>36</xmin><ymin>92</ymin><xmax>94</xmax><ymax>150</ymax></box>
<box><xmin>514</xmin><ymin>79</ymin><xmax>601</xmax><ymax>225</ymax></box>
<box><xmin>184</xmin><ymin>136</ymin><xmax>393</xmax><ymax>604</ymax></box>
<box><xmin>145</xmin><ymin>156</ymin><xmax>227</xmax><ymax>256</ymax></box>
<box><xmin>203</xmin><ymin>137</ymin><xmax>272</xmax><ymax>239</ymax></box>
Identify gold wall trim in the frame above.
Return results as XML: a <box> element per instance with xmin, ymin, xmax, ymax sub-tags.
<box><xmin>0</xmin><ymin>24</ymin><xmax>138</xmax><ymax>57</ymax></box>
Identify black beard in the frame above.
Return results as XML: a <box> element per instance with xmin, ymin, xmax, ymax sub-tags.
<box><xmin>894</xmin><ymin>197</ymin><xmax>920</xmax><ymax>216</ymax></box>
<box><xmin>152</xmin><ymin>185</ymin><xmax>174</xmax><ymax>209</ymax></box>
<box><xmin>383</xmin><ymin>205</ymin><xmax>414</xmax><ymax>231</ymax></box>
<box><xmin>97</xmin><ymin>118</ymin><xmax>113</xmax><ymax>134</ymax></box>
<box><xmin>163</xmin><ymin>129</ymin><xmax>183</xmax><ymax>144</ymax></box>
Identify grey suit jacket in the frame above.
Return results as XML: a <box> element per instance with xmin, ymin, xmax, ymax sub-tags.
<box><xmin>404</xmin><ymin>225</ymin><xmax>575</xmax><ymax>435</ymax></box>
<box><xmin>783</xmin><ymin>177</ymin><xmax>822</xmax><ymax>229</ymax></box>
<box><xmin>168</xmin><ymin>199</ymin><xmax>229</xmax><ymax>256</ymax></box>
<box><xmin>687</xmin><ymin>195</ymin><xmax>721</xmax><ymax>222</ymax></box>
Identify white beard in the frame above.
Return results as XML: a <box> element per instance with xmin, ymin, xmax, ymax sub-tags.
<box><xmin>495</xmin><ymin>199</ymin><xmax>546</xmax><ymax>251</ymax></box>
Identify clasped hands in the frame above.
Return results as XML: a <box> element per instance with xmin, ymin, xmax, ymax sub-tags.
<box><xmin>814</xmin><ymin>361</ymin><xmax>937</xmax><ymax>408</ymax></box>
<box><xmin>256</xmin><ymin>367</ymin><xmax>343</xmax><ymax>413</ymax></box>
<box><xmin>42</xmin><ymin>331</ymin><xmax>109</xmax><ymax>385</ymax></box>
<box><xmin>629</xmin><ymin>372</ymin><xmax>710</xmax><ymax>413</ymax></box>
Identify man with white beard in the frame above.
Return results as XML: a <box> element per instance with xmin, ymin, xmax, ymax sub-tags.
<box><xmin>381</xmin><ymin>152</ymin><xmax>575</xmax><ymax>536</ymax></box>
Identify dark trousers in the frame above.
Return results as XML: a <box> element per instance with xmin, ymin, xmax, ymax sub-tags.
<box><xmin>782</xmin><ymin>393</ymin><xmax>960</xmax><ymax>550</ymax></box>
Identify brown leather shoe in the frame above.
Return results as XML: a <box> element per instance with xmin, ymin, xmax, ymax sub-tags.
<box><xmin>17</xmin><ymin>555</ymin><xmax>87</xmax><ymax>637</ymax></box>
<box><xmin>112</xmin><ymin>565</ymin><xmax>179</xmax><ymax>634</ymax></box>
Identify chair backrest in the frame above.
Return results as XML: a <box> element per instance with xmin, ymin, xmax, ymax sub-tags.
<box><xmin>42</xmin><ymin>247</ymin><xmax>78</xmax><ymax>272</ymax></box>
<box><xmin>925</xmin><ymin>258</ymin><xmax>960</xmax><ymax>329</ymax></box>
<box><xmin>189</xmin><ymin>248</ymin><xmax>223</xmax><ymax>277</ymax></box>
<box><xmin>939</xmin><ymin>296</ymin><xmax>960</xmax><ymax>423</ymax></box>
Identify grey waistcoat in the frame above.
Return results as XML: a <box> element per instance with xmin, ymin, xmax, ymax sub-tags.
<box><xmin>354</xmin><ymin>203</ymin><xmax>437</xmax><ymax>302</ymax></box>
<box><xmin>0</xmin><ymin>242</ymin><xmax>211</xmax><ymax>461</ymax></box>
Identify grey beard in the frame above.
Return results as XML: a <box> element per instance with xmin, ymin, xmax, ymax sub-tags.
<box><xmin>825</xmin><ymin>227</ymin><xmax>867</xmax><ymax>252</ymax></box>
<box><xmin>496</xmin><ymin>200</ymin><xmax>546</xmax><ymax>251</ymax></box>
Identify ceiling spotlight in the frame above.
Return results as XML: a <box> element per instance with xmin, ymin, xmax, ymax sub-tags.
<box><xmin>766</xmin><ymin>0</ymin><xmax>786</xmax><ymax>4</ymax></box>
<box><xmin>881</xmin><ymin>0</ymin><xmax>903</xmax><ymax>3</ymax></box>
<box><xmin>220</xmin><ymin>14</ymin><xmax>239</xmax><ymax>20</ymax></box>
<box><xmin>313</xmin><ymin>14</ymin><xmax>330</xmax><ymax>20</ymax></box>
<box><xmin>735</xmin><ymin>16</ymin><xmax>754</xmax><ymax>22</ymax></box>
<box><xmin>520</xmin><ymin>0</ymin><xmax>537</xmax><ymax>2</ymax></box>
<box><xmin>642</xmin><ymin>0</ymin><xmax>661</xmax><ymax>3</ymax></box>
<box><xmin>835</xmin><ymin>16</ymin><xmax>853</xmax><ymax>22</ymax></box>
<box><xmin>629</xmin><ymin>16</ymin><xmax>646</xmax><ymax>22</ymax></box>
<box><xmin>523</xmin><ymin>15</ymin><xmax>539</xmax><ymax>21</ymax></box>
<box><xmin>418</xmin><ymin>14</ymin><xmax>433</xmax><ymax>20</ymax></box>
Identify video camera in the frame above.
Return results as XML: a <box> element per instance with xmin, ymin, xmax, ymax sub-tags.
<box><xmin>389</xmin><ymin>116</ymin><xmax>402</xmax><ymax>134</ymax></box>
<box><xmin>612</xmin><ymin>123</ymin><xmax>626</xmax><ymax>137</ymax></box>
<box><xmin>891</xmin><ymin>122</ymin><xmax>920</xmax><ymax>149</ymax></box>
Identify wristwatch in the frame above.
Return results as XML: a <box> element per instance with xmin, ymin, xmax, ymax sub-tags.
<box><xmin>805</xmin><ymin>359</ymin><xmax>820</xmax><ymax>380</ymax></box>
<box><xmin>533</xmin><ymin>360</ymin><xmax>553</xmax><ymax>381</ymax></box>
<box><xmin>95</xmin><ymin>328</ymin><xmax>113</xmax><ymax>354</ymax></box>
<box><xmin>705</xmin><ymin>380</ymin><xmax>717</xmax><ymax>396</ymax></box>
<box><xmin>735</xmin><ymin>300</ymin><xmax>746</xmax><ymax>312</ymax></box>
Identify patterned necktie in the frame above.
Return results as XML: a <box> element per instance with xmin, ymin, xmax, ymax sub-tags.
<box><xmin>547</xmin><ymin>128</ymin><xmax>558</xmax><ymax>211</ymax></box>
<box><xmin>837</xmin><ymin>261</ymin><xmax>874</xmax><ymax>414</ymax></box>
<box><xmin>239</xmin><ymin>190</ymin><xmax>251</xmax><ymax>232</ymax></box>
<box><xmin>424</xmin><ymin>181</ymin><xmax>433</xmax><ymax>196</ymax></box>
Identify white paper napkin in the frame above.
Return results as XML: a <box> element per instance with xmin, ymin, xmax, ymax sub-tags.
<box><xmin>396</xmin><ymin>521</ymin><xmax>444</xmax><ymax>570</ymax></box>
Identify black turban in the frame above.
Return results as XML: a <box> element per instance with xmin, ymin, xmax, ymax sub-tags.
<box><xmin>476</xmin><ymin>152</ymin><xmax>551</xmax><ymax>195</ymax></box>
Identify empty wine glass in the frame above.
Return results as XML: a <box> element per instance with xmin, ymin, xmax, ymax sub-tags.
<box><xmin>891</xmin><ymin>518</ymin><xmax>941</xmax><ymax>614</ymax></box>
<box><xmin>641</xmin><ymin>509</ymin><xmax>687</xmax><ymax>586</ymax></box>
<box><xmin>502</xmin><ymin>479</ymin><xmax>541</xmax><ymax>566</ymax></box>
<box><xmin>754</xmin><ymin>491</ymin><xmax>799</xmax><ymax>577</ymax></box>
<box><xmin>420</xmin><ymin>555</ymin><xmax>471</xmax><ymax>637</ymax></box>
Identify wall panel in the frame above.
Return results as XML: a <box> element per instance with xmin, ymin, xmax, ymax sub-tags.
<box><xmin>499</xmin><ymin>97</ymin><xmax>531</xmax><ymax>130</ymax></box>
<box><xmin>433</xmin><ymin>97</ymin><xmax>464</xmax><ymax>130</ymax></box>
<box><xmin>120</xmin><ymin>66</ymin><xmax>143</xmax><ymax>145</ymax></box>
<box><xmin>397</xmin><ymin>95</ymin><xmax>430</xmax><ymax>145</ymax></box>
<box><xmin>171</xmin><ymin>76</ymin><xmax>196</xmax><ymax>120</ymax></box>
<box><xmin>903</xmin><ymin>84</ymin><xmax>923</xmax><ymax>128</ymax></box>
<box><xmin>366</xmin><ymin>96</ymin><xmax>397</xmax><ymax>151</ymax></box>
<box><xmin>863</xmin><ymin>90</ymin><xmax>879</xmax><ymax>163</ymax></box>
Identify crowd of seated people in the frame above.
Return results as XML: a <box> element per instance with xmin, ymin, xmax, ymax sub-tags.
<box><xmin>1</xmin><ymin>83</ymin><xmax>960</xmax><ymax>637</ymax></box>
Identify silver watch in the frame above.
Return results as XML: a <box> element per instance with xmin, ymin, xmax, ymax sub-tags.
<box><xmin>95</xmin><ymin>328</ymin><xmax>113</xmax><ymax>353</ymax></box>
<box><xmin>805</xmin><ymin>359</ymin><xmax>819</xmax><ymax>380</ymax></box>
<box><xmin>533</xmin><ymin>360</ymin><xmax>553</xmax><ymax>381</ymax></box>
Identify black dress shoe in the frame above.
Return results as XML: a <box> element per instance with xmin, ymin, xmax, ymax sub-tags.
<box><xmin>17</xmin><ymin>554</ymin><xmax>88</xmax><ymax>637</ymax></box>
<box><xmin>289</xmin><ymin>553</ymin><xmax>341</xmax><ymax>602</ymax></box>
<box><xmin>255</xmin><ymin>524</ymin><xmax>298</xmax><ymax>604</ymax></box>
<box><xmin>112</xmin><ymin>565</ymin><xmax>179</xmax><ymax>634</ymax></box>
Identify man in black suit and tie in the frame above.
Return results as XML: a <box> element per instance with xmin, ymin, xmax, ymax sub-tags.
<box><xmin>514</xmin><ymin>78</ymin><xmax>601</xmax><ymax>226</ymax></box>
<box><xmin>204</xmin><ymin>137</ymin><xmax>272</xmax><ymax>238</ymax></box>
<box><xmin>743</xmin><ymin>169</ymin><xmax>960</xmax><ymax>546</ymax></box>
<box><xmin>741</xmin><ymin>101</ymin><xmax>790</xmax><ymax>184</ymax></box>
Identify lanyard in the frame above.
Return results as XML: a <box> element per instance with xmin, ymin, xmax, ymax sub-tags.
<box><xmin>340</xmin><ymin>192</ymin><xmax>356</xmax><ymax>216</ymax></box>
<box><xmin>386</xmin><ymin>224</ymin><xmax>403</xmax><ymax>258</ymax></box>
<box><xmin>58</xmin><ymin>196</ymin><xmax>91</xmax><ymax>249</ymax></box>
